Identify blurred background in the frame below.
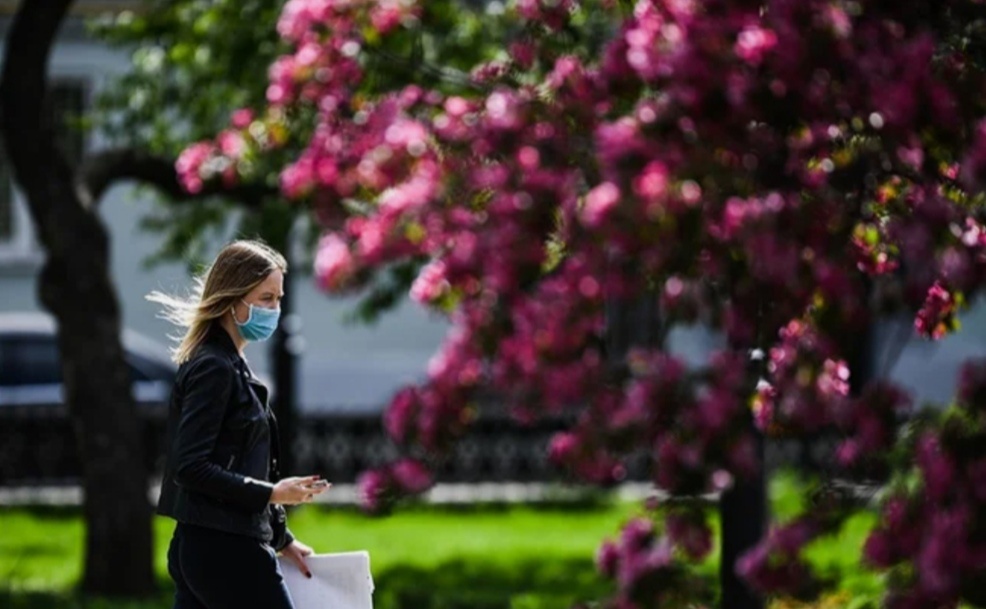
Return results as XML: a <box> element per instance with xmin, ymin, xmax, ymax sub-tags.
<box><xmin>1</xmin><ymin>1</ymin><xmax>984</xmax><ymax>609</ymax></box>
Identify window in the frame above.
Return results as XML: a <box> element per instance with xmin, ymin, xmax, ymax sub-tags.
<box><xmin>0</xmin><ymin>336</ymin><xmax>62</xmax><ymax>386</ymax></box>
<box><xmin>127</xmin><ymin>353</ymin><xmax>176</xmax><ymax>383</ymax></box>
<box><xmin>0</xmin><ymin>79</ymin><xmax>89</xmax><ymax>264</ymax></box>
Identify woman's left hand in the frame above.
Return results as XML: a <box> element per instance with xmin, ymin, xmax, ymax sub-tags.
<box><xmin>281</xmin><ymin>540</ymin><xmax>315</xmax><ymax>578</ymax></box>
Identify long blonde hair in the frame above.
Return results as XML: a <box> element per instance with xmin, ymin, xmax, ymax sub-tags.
<box><xmin>148</xmin><ymin>240</ymin><xmax>288</xmax><ymax>364</ymax></box>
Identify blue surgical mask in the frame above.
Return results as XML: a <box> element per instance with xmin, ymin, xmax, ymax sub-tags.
<box><xmin>234</xmin><ymin>300</ymin><xmax>280</xmax><ymax>342</ymax></box>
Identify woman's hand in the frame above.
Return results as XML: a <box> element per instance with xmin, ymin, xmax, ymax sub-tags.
<box><xmin>281</xmin><ymin>539</ymin><xmax>315</xmax><ymax>578</ymax></box>
<box><xmin>270</xmin><ymin>476</ymin><xmax>331</xmax><ymax>505</ymax></box>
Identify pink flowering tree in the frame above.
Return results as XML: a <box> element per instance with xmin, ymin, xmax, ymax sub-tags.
<box><xmin>178</xmin><ymin>0</ymin><xmax>986</xmax><ymax>606</ymax></box>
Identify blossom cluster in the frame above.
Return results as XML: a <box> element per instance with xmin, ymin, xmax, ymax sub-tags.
<box><xmin>859</xmin><ymin>361</ymin><xmax>986</xmax><ymax>606</ymax></box>
<box><xmin>178</xmin><ymin>0</ymin><xmax>986</xmax><ymax>605</ymax></box>
<box><xmin>737</xmin><ymin>516</ymin><xmax>822</xmax><ymax>598</ymax></box>
<box><xmin>596</xmin><ymin>515</ymin><xmax>714</xmax><ymax>608</ymax></box>
<box><xmin>758</xmin><ymin>319</ymin><xmax>850</xmax><ymax>434</ymax></box>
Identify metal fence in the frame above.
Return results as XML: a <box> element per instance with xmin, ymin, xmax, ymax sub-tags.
<box><xmin>0</xmin><ymin>405</ymin><xmax>839</xmax><ymax>486</ymax></box>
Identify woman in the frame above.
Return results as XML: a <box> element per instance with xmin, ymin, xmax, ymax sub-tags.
<box><xmin>150</xmin><ymin>240</ymin><xmax>329</xmax><ymax>609</ymax></box>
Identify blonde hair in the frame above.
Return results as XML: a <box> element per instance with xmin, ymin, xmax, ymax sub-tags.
<box><xmin>147</xmin><ymin>239</ymin><xmax>288</xmax><ymax>364</ymax></box>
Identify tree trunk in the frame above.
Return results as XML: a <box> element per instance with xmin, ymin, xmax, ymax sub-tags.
<box><xmin>271</xmin><ymin>268</ymin><xmax>299</xmax><ymax>476</ymax></box>
<box><xmin>265</xmin><ymin>217</ymin><xmax>300</xmax><ymax>476</ymax></box>
<box><xmin>0</xmin><ymin>0</ymin><xmax>154</xmax><ymax>596</ymax></box>
<box><xmin>720</xmin><ymin>298</ymin><xmax>767</xmax><ymax>609</ymax></box>
<box><xmin>720</xmin><ymin>429</ymin><xmax>766</xmax><ymax>609</ymax></box>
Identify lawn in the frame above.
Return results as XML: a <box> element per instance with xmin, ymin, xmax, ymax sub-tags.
<box><xmin>0</xmin><ymin>497</ymin><xmax>637</xmax><ymax>609</ymax></box>
<box><xmin>0</xmin><ymin>476</ymin><xmax>883</xmax><ymax>609</ymax></box>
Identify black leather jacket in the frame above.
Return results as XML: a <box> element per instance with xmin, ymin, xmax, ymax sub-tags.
<box><xmin>157</xmin><ymin>325</ymin><xmax>294</xmax><ymax>550</ymax></box>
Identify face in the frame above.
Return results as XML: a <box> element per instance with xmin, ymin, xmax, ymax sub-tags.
<box><xmin>232</xmin><ymin>269</ymin><xmax>284</xmax><ymax>323</ymax></box>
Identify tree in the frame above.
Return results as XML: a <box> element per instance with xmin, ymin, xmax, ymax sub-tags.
<box><xmin>180</xmin><ymin>1</ymin><xmax>986</xmax><ymax>607</ymax></box>
<box><xmin>0</xmin><ymin>0</ymin><xmax>274</xmax><ymax>596</ymax></box>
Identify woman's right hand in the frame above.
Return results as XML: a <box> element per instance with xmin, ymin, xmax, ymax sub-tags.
<box><xmin>270</xmin><ymin>476</ymin><xmax>331</xmax><ymax>505</ymax></box>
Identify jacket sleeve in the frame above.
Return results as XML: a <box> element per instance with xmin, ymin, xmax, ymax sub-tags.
<box><xmin>172</xmin><ymin>353</ymin><xmax>274</xmax><ymax>512</ymax></box>
<box><xmin>274</xmin><ymin>526</ymin><xmax>296</xmax><ymax>552</ymax></box>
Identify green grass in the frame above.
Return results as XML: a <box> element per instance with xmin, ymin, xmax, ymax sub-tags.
<box><xmin>0</xmin><ymin>477</ymin><xmax>885</xmax><ymax>609</ymax></box>
<box><xmin>289</xmin><ymin>501</ymin><xmax>638</xmax><ymax>573</ymax></box>
<box><xmin>768</xmin><ymin>470</ymin><xmax>884</xmax><ymax>608</ymax></box>
<box><xmin>0</xmin><ymin>499</ymin><xmax>638</xmax><ymax>609</ymax></box>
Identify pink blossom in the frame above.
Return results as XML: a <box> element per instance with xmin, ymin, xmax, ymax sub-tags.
<box><xmin>915</xmin><ymin>281</ymin><xmax>956</xmax><ymax>339</ymax></box>
<box><xmin>369</xmin><ymin>0</ymin><xmax>409</xmax><ymax>34</ymax></box>
<box><xmin>356</xmin><ymin>219</ymin><xmax>387</xmax><ymax>261</ymax></box>
<box><xmin>390</xmin><ymin>458</ymin><xmax>433</xmax><ymax>494</ymax></box>
<box><xmin>356</xmin><ymin>468</ymin><xmax>392</xmax><ymax>514</ymax></box>
<box><xmin>384</xmin><ymin>387</ymin><xmax>421</xmax><ymax>445</ymax></box>
<box><xmin>596</xmin><ymin>541</ymin><xmax>620</xmax><ymax>578</ymax></box>
<box><xmin>471</xmin><ymin>60</ymin><xmax>510</xmax><ymax>84</ymax></box>
<box><xmin>230</xmin><ymin>108</ymin><xmax>254</xmax><ymax>129</ymax></box>
<box><xmin>916</xmin><ymin>433</ymin><xmax>955</xmax><ymax>503</ymax></box>
<box><xmin>619</xmin><ymin>518</ymin><xmax>654</xmax><ymax>552</ymax></box>
<box><xmin>509</xmin><ymin>40</ymin><xmax>537</xmax><ymax>70</ymax></box>
<box><xmin>410</xmin><ymin>259</ymin><xmax>449</xmax><ymax>304</ymax></box>
<box><xmin>516</xmin><ymin>0</ymin><xmax>575</xmax><ymax>30</ymax></box>
<box><xmin>314</xmin><ymin>233</ymin><xmax>357</xmax><ymax>291</ymax></box>
<box><xmin>483</xmin><ymin>89</ymin><xmax>524</xmax><ymax>131</ymax></box>
<box><xmin>737</xmin><ymin>518</ymin><xmax>818</xmax><ymax>596</ymax></box>
<box><xmin>665</xmin><ymin>512</ymin><xmax>712</xmax><ymax>559</ymax></box>
<box><xmin>863</xmin><ymin>528</ymin><xmax>895</xmax><ymax>568</ymax></box>
<box><xmin>581</xmin><ymin>182</ymin><xmax>621</xmax><ymax>227</ymax></box>
<box><xmin>549</xmin><ymin>432</ymin><xmax>579</xmax><ymax>464</ymax></box>
<box><xmin>279</xmin><ymin>157</ymin><xmax>315</xmax><ymax>199</ymax></box>
<box><xmin>383</xmin><ymin>119</ymin><xmax>430</xmax><ymax>155</ymax></box>
<box><xmin>735</xmin><ymin>26</ymin><xmax>777</xmax><ymax>66</ymax></box>
<box><xmin>175</xmin><ymin>142</ymin><xmax>217</xmax><ymax>194</ymax></box>
<box><xmin>217</xmin><ymin>130</ymin><xmax>246</xmax><ymax>158</ymax></box>
<box><xmin>632</xmin><ymin>161</ymin><xmax>669</xmax><ymax>207</ymax></box>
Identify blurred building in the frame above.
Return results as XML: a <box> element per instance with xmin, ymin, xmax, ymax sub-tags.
<box><xmin>0</xmin><ymin>1</ymin><xmax>983</xmax><ymax>416</ymax></box>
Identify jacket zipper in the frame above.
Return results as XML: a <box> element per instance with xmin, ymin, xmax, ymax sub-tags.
<box><xmin>226</xmin><ymin>455</ymin><xmax>235</xmax><ymax>470</ymax></box>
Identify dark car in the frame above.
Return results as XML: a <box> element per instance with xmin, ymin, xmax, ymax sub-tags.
<box><xmin>0</xmin><ymin>312</ymin><xmax>178</xmax><ymax>484</ymax></box>
<box><xmin>0</xmin><ymin>312</ymin><xmax>176</xmax><ymax>409</ymax></box>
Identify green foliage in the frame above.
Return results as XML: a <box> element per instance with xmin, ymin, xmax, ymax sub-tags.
<box><xmin>90</xmin><ymin>0</ymin><xmax>282</xmax><ymax>153</ymax></box>
<box><xmin>0</xmin><ymin>591</ymin><xmax>173</xmax><ymax>609</ymax></box>
<box><xmin>89</xmin><ymin>0</ymin><xmax>299</xmax><ymax>267</ymax></box>
<box><xmin>767</xmin><ymin>471</ymin><xmax>884</xmax><ymax>607</ymax></box>
<box><xmin>343</xmin><ymin>259</ymin><xmax>427</xmax><ymax>324</ymax></box>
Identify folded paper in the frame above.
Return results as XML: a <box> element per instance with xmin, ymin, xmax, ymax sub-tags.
<box><xmin>278</xmin><ymin>551</ymin><xmax>374</xmax><ymax>609</ymax></box>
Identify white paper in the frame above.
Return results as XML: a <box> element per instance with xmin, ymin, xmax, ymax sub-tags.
<box><xmin>278</xmin><ymin>551</ymin><xmax>374</xmax><ymax>609</ymax></box>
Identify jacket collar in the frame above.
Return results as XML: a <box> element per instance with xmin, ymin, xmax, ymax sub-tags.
<box><xmin>204</xmin><ymin>323</ymin><xmax>260</xmax><ymax>382</ymax></box>
<box><xmin>205</xmin><ymin>322</ymin><xmax>240</xmax><ymax>357</ymax></box>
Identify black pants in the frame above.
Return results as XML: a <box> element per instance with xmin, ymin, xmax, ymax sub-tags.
<box><xmin>167</xmin><ymin>523</ymin><xmax>295</xmax><ymax>609</ymax></box>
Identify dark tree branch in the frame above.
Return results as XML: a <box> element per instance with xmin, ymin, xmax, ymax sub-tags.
<box><xmin>0</xmin><ymin>0</ymin><xmax>71</xmax><ymax>133</ymax></box>
<box><xmin>366</xmin><ymin>46</ymin><xmax>484</xmax><ymax>92</ymax></box>
<box><xmin>77</xmin><ymin>147</ymin><xmax>278</xmax><ymax>209</ymax></box>
<box><xmin>0</xmin><ymin>0</ymin><xmax>75</xmax><ymax>240</ymax></box>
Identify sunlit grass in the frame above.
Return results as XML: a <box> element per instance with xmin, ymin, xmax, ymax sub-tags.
<box><xmin>0</xmin><ymin>475</ymin><xmax>884</xmax><ymax>608</ymax></box>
